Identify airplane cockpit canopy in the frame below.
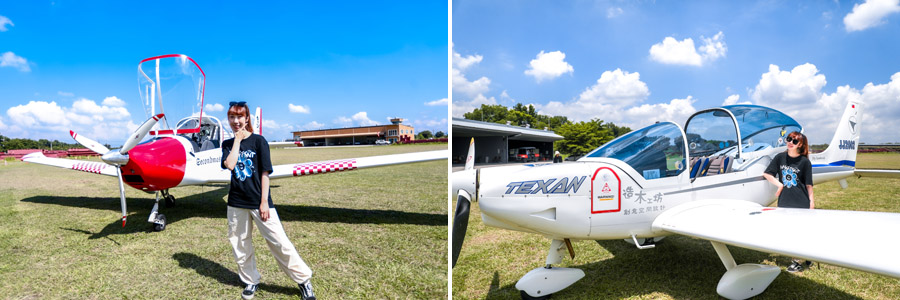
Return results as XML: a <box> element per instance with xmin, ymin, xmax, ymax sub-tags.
<box><xmin>175</xmin><ymin>115</ymin><xmax>228</xmax><ymax>152</ymax></box>
<box><xmin>581</xmin><ymin>122</ymin><xmax>687</xmax><ymax>180</ymax></box>
<box><xmin>684</xmin><ymin>105</ymin><xmax>801</xmax><ymax>158</ymax></box>
<box><xmin>138</xmin><ymin>54</ymin><xmax>206</xmax><ymax>136</ymax></box>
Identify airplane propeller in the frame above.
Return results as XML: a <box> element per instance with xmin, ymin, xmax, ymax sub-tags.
<box><xmin>70</xmin><ymin>113</ymin><xmax>164</xmax><ymax>227</ymax></box>
<box><xmin>452</xmin><ymin>138</ymin><xmax>477</xmax><ymax>267</ymax></box>
<box><xmin>452</xmin><ymin>190</ymin><xmax>471</xmax><ymax>268</ymax></box>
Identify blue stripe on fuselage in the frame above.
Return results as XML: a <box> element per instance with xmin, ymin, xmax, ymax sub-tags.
<box><xmin>812</xmin><ymin>160</ymin><xmax>856</xmax><ymax>168</ymax></box>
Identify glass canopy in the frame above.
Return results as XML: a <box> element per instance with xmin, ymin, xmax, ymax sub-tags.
<box><xmin>583</xmin><ymin>122</ymin><xmax>687</xmax><ymax>180</ymax></box>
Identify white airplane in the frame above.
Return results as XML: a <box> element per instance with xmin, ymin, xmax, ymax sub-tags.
<box><xmin>23</xmin><ymin>54</ymin><xmax>447</xmax><ymax>231</ymax></box>
<box><xmin>452</xmin><ymin>100</ymin><xmax>900</xmax><ymax>299</ymax></box>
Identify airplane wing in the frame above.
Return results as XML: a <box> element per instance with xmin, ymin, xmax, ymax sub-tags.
<box><xmin>854</xmin><ymin>169</ymin><xmax>900</xmax><ymax>178</ymax></box>
<box><xmin>652</xmin><ymin>199</ymin><xmax>900</xmax><ymax>278</ymax></box>
<box><xmin>21</xmin><ymin>152</ymin><xmax>118</xmax><ymax>177</ymax></box>
<box><xmin>269</xmin><ymin>150</ymin><xmax>447</xmax><ymax>180</ymax></box>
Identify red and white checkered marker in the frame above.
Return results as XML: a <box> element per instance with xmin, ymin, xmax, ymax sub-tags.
<box><xmin>293</xmin><ymin>159</ymin><xmax>357</xmax><ymax>176</ymax></box>
<box><xmin>72</xmin><ymin>162</ymin><xmax>108</xmax><ymax>174</ymax></box>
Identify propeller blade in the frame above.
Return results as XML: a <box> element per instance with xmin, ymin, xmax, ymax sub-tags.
<box><xmin>120</xmin><ymin>113</ymin><xmax>164</xmax><ymax>155</ymax></box>
<box><xmin>116</xmin><ymin>167</ymin><xmax>128</xmax><ymax>227</ymax></box>
<box><xmin>452</xmin><ymin>189</ymin><xmax>472</xmax><ymax>268</ymax></box>
<box><xmin>69</xmin><ymin>130</ymin><xmax>110</xmax><ymax>154</ymax></box>
<box><xmin>464</xmin><ymin>137</ymin><xmax>475</xmax><ymax>170</ymax></box>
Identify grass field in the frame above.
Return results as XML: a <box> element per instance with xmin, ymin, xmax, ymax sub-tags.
<box><xmin>452</xmin><ymin>152</ymin><xmax>900</xmax><ymax>300</ymax></box>
<box><xmin>0</xmin><ymin>144</ymin><xmax>448</xmax><ymax>299</ymax></box>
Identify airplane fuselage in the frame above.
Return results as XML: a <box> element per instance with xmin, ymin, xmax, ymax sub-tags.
<box><xmin>476</xmin><ymin>147</ymin><xmax>847</xmax><ymax>241</ymax></box>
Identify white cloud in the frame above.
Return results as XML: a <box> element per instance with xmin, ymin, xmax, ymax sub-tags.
<box><xmin>204</xmin><ymin>103</ymin><xmax>224</xmax><ymax>112</ymax></box>
<box><xmin>425</xmin><ymin>98</ymin><xmax>448</xmax><ymax>106</ymax></box>
<box><xmin>0</xmin><ymin>117</ymin><xmax>6</xmax><ymax>130</ymax></box>
<box><xmin>577</xmin><ymin>68</ymin><xmax>649</xmax><ymax>106</ymax></box>
<box><xmin>698</xmin><ymin>32</ymin><xmax>727</xmax><ymax>61</ymax></box>
<box><xmin>649</xmin><ymin>32</ymin><xmax>727</xmax><ymax>66</ymax></box>
<box><xmin>452</xmin><ymin>49</ymin><xmax>497</xmax><ymax>117</ymax></box>
<box><xmin>58</xmin><ymin>91</ymin><xmax>74</xmax><ymax>97</ymax></box>
<box><xmin>751</xmin><ymin>63</ymin><xmax>827</xmax><ymax>106</ymax></box>
<box><xmin>650</xmin><ymin>37</ymin><xmax>702</xmax><ymax>66</ymax></box>
<box><xmin>102</xmin><ymin>96</ymin><xmax>126</xmax><ymax>107</ymax></box>
<box><xmin>5</xmin><ymin>98</ymin><xmax>138</xmax><ymax>144</ymax></box>
<box><xmin>334</xmin><ymin>116</ymin><xmax>353</xmax><ymax>126</ymax></box>
<box><xmin>844</xmin><ymin>0</ymin><xmax>900</xmax><ymax>32</ymax></box>
<box><xmin>453</xmin><ymin>50</ymin><xmax>483</xmax><ymax>71</ymax></box>
<box><xmin>351</xmin><ymin>111</ymin><xmax>379</xmax><ymax>126</ymax></box>
<box><xmin>607</xmin><ymin>7</ymin><xmax>624</xmax><ymax>18</ymax></box>
<box><xmin>749</xmin><ymin>63</ymin><xmax>900</xmax><ymax>143</ymax></box>
<box><xmin>453</xmin><ymin>94</ymin><xmax>497</xmax><ymax>118</ymax></box>
<box><xmin>0</xmin><ymin>15</ymin><xmax>12</xmax><ymax>32</ymax></box>
<box><xmin>288</xmin><ymin>103</ymin><xmax>311</xmax><ymax>114</ymax></box>
<box><xmin>302</xmin><ymin>121</ymin><xmax>325</xmax><ymax>130</ymax></box>
<box><xmin>722</xmin><ymin>94</ymin><xmax>752</xmax><ymax>105</ymax></box>
<box><xmin>334</xmin><ymin>111</ymin><xmax>379</xmax><ymax>127</ymax></box>
<box><xmin>535</xmin><ymin>68</ymin><xmax>691</xmax><ymax>129</ymax></box>
<box><xmin>1</xmin><ymin>51</ymin><xmax>30</xmax><ymax>72</ymax></box>
<box><xmin>623</xmin><ymin>96</ymin><xmax>698</xmax><ymax>126</ymax></box>
<box><xmin>524</xmin><ymin>50</ymin><xmax>574</xmax><ymax>82</ymax></box>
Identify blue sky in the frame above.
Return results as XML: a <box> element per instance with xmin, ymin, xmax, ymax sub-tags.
<box><xmin>452</xmin><ymin>0</ymin><xmax>900</xmax><ymax>143</ymax></box>
<box><xmin>0</xmin><ymin>1</ymin><xmax>448</xmax><ymax>146</ymax></box>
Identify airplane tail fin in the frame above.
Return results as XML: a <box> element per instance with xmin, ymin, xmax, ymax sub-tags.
<box><xmin>253</xmin><ymin>107</ymin><xmax>262</xmax><ymax>136</ymax></box>
<box><xmin>812</xmin><ymin>100</ymin><xmax>861</xmax><ymax>168</ymax></box>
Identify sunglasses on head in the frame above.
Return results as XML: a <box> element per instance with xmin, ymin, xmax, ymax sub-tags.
<box><xmin>229</xmin><ymin>101</ymin><xmax>247</xmax><ymax>107</ymax></box>
<box><xmin>786</xmin><ymin>136</ymin><xmax>800</xmax><ymax>145</ymax></box>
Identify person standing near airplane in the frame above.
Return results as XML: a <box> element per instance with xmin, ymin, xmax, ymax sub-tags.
<box><xmin>222</xmin><ymin>101</ymin><xmax>316</xmax><ymax>300</ymax></box>
<box><xmin>763</xmin><ymin>131</ymin><xmax>815</xmax><ymax>273</ymax></box>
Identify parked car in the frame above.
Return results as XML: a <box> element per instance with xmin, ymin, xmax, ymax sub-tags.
<box><xmin>376</xmin><ymin>139</ymin><xmax>390</xmax><ymax>145</ymax></box>
<box><xmin>509</xmin><ymin>147</ymin><xmax>540</xmax><ymax>162</ymax></box>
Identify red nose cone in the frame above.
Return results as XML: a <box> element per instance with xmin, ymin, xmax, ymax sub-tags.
<box><xmin>121</xmin><ymin>137</ymin><xmax>186</xmax><ymax>191</ymax></box>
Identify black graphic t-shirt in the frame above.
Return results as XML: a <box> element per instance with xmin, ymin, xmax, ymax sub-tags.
<box><xmin>764</xmin><ymin>152</ymin><xmax>813</xmax><ymax>209</ymax></box>
<box><xmin>221</xmin><ymin>133</ymin><xmax>274</xmax><ymax>209</ymax></box>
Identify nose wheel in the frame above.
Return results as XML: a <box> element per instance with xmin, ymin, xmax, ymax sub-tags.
<box><xmin>152</xmin><ymin>214</ymin><xmax>167</xmax><ymax>232</ymax></box>
<box><xmin>149</xmin><ymin>190</ymin><xmax>173</xmax><ymax>232</ymax></box>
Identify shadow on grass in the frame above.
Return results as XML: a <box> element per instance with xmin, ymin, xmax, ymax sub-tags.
<box><xmin>482</xmin><ymin>237</ymin><xmax>863</xmax><ymax>299</ymax></box>
<box><xmin>22</xmin><ymin>187</ymin><xmax>445</xmax><ymax>238</ymax></box>
<box><xmin>172</xmin><ymin>252</ymin><xmax>299</xmax><ymax>297</ymax></box>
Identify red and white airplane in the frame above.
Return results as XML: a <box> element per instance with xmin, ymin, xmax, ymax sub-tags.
<box><xmin>23</xmin><ymin>54</ymin><xmax>447</xmax><ymax>231</ymax></box>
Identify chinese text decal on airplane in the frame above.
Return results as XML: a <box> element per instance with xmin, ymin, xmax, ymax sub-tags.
<box><xmin>452</xmin><ymin>100</ymin><xmax>900</xmax><ymax>299</ymax></box>
<box><xmin>24</xmin><ymin>54</ymin><xmax>447</xmax><ymax>231</ymax></box>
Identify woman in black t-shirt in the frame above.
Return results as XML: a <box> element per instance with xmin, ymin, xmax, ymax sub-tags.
<box><xmin>763</xmin><ymin>131</ymin><xmax>815</xmax><ymax>273</ymax></box>
<box><xmin>222</xmin><ymin>101</ymin><xmax>316</xmax><ymax>300</ymax></box>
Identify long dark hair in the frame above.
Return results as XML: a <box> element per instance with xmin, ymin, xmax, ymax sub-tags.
<box><xmin>227</xmin><ymin>103</ymin><xmax>254</xmax><ymax>133</ymax></box>
<box><xmin>787</xmin><ymin>131</ymin><xmax>808</xmax><ymax>157</ymax></box>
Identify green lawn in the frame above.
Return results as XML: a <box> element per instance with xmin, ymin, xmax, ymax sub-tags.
<box><xmin>0</xmin><ymin>144</ymin><xmax>448</xmax><ymax>299</ymax></box>
<box><xmin>452</xmin><ymin>152</ymin><xmax>900</xmax><ymax>300</ymax></box>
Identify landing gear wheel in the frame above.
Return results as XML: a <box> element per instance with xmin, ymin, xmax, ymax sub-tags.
<box><xmin>520</xmin><ymin>290</ymin><xmax>551</xmax><ymax>300</ymax></box>
<box><xmin>153</xmin><ymin>214</ymin><xmax>167</xmax><ymax>232</ymax></box>
<box><xmin>164</xmin><ymin>195</ymin><xmax>175</xmax><ymax>208</ymax></box>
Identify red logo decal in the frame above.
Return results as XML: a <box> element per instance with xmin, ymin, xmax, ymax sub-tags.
<box><xmin>601</xmin><ymin>183</ymin><xmax>611</xmax><ymax>193</ymax></box>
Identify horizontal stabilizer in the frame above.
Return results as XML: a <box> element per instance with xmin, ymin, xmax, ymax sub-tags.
<box><xmin>854</xmin><ymin>169</ymin><xmax>900</xmax><ymax>178</ymax></box>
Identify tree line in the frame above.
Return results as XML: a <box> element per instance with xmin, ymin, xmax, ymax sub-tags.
<box><xmin>463</xmin><ymin>103</ymin><xmax>631</xmax><ymax>156</ymax></box>
<box><xmin>415</xmin><ymin>130</ymin><xmax>446</xmax><ymax>140</ymax></box>
<box><xmin>0</xmin><ymin>134</ymin><xmax>92</xmax><ymax>152</ymax></box>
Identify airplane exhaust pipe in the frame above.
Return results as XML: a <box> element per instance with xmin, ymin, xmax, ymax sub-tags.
<box><xmin>452</xmin><ymin>189</ymin><xmax>472</xmax><ymax>268</ymax></box>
